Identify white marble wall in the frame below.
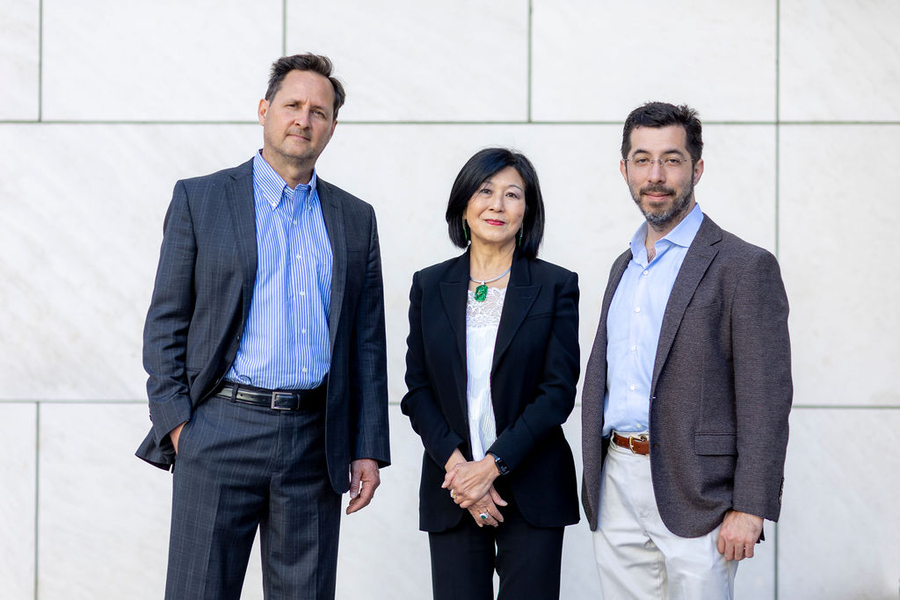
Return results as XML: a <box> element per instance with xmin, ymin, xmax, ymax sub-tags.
<box><xmin>1</xmin><ymin>1</ymin><xmax>898</xmax><ymax>599</ymax></box>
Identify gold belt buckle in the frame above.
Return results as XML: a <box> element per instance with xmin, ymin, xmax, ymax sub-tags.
<box><xmin>629</xmin><ymin>434</ymin><xmax>648</xmax><ymax>453</ymax></box>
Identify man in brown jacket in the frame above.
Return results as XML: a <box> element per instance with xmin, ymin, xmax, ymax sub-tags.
<box><xmin>581</xmin><ymin>101</ymin><xmax>792</xmax><ymax>599</ymax></box>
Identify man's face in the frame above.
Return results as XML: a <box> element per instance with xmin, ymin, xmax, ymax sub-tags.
<box><xmin>258</xmin><ymin>69</ymin><xmax>337</xmax><ymax>172</ymax></box>
<box><xmin>620</xmin><ymin>125</ymin><xmax>704</xmax><ymax>230</ymax></box>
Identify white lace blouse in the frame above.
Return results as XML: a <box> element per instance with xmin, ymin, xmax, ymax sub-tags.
<box><xmin>466</xmin><ymin>286</ymin><xmax>506</xmax><ymax>461</ymax></box>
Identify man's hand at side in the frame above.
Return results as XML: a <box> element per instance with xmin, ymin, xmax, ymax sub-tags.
<box><xmin>717</xmin><ymin>510</ymin><xmax>764</xmax><ymax>561</ymax></box>
<box><xmin>346</xmin><ymin>459</ymin><xmax>381</xmax><ymax>515</ymax></box>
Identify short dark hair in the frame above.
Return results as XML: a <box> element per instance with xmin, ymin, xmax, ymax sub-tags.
<box><xmin>445</xmin><ymin>148</ymin><xmax>545</xmax><ymax>259</ymax></box>
<box><xmin>265</xmin><ymin>53</ymin><xmax>346</xmax><ymax>119</ymax></box>
<box><xmin>621</xmin><ymin>102</ymin><xmax>703</xmax><ymax>164</ymax></box>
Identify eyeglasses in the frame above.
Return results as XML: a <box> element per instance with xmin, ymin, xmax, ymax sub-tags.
<box><xmin>625</xmin><ymin>156</ymin><xmax>690</xmax><ymax>170</ymax></box>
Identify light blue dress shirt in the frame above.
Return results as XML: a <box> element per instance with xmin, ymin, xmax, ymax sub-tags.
<box><xmin>225</xmin><ymin>152</ymin><xmax>333</xmax><ymax>390</ymax></box>
<box><xmin>602</xmin><ymin>204</ymin><xmax>704</xmax><ymax>436</ymax></box>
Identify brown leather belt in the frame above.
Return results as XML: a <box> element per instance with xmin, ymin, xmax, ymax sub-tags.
<box><xmin>215</xmin><ymin>382</ymin><xmax>326</xmax><ymax>411</ymax></box>
<box><xmin>611</xmin><ymin>432</ymin><xmax>650</xmax><ymax>455</ymax></box>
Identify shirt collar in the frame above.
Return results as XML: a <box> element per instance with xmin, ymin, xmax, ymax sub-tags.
<box><xmin>253</xmin><ymin>150</ymin><xmax>318</xmax><ymax>209</ymax></box>
<box><xmin>629</xmin><ymin>202</ymin><xmax>704</xmax><ymax>261</ymax></box>
<box><xmin>663</xmin><ymin>202</ymin><xmax>704</xmax><ymax>248</ymax></box>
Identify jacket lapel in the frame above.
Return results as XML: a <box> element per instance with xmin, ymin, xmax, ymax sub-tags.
<box><xmin>492</xmin><ymin>253</ymin><xmax>539</xmax><ymax>372</ymax></box>
<box><xmin>651</xmin><ymin>215</ymin><xmax>722</xmax><ymax>390</ymax></box>
<box><xmin>601</xmin><ymin>252</ymin><xmax>631</xmax><ymax>338</ymax></box>
<box><xmin>584</xmin><ymin>250</ymin><xmax>630</xmax><ymax>403</ymax></box>
<box><xmin>439</xmin><ymin>253</ymin><xmax>470</xmax><ymax>370</ymax></box>
<box><xmin>439</xmin><ymin>254</ymin><xmax>470</xmax><ymax>415</ymax></box>
<box><xmin>226</xmin><ymin>160</ymin><xmax>257</xmax><ymax>324</ymax></box>
<box><xmin>318</xmin><ymin>179</ymin><xmax>347</xmax><ymax>353</ymax></box>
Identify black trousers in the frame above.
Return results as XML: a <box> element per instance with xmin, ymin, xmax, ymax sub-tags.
<box><xmin>427</xmin><ymin>491</ymin><xmax>565</xmax><ymax>600</ymax></box>
<box><xmin>165</xmin><ymin>396</ymin><xmax>341</xmax><ymax>600</ymax></box>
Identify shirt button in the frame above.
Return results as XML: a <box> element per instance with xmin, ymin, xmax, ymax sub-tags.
<box><xmin>301</xmin><ymin>367</ymin><xmax>308</xmax><ymax>373</ymax></box>
<box><xmin>299</xmin><ymin>291</ymin><xmax>306</xmax><ymax>297</ymax></box>
<box><xmin>301</xmin><ymin>328</ymin><xmax>307</xmax><ymax>334</ymax></box>
<box><xmin>629</xmin><ymin>385</ymin><xmax>636</xmax><ymax>391</ymax></box>
<box><xmin>630</xmin><ymin>346</ymin><xmax>636</xmax><ymax>352</ymax></box>
<box><xmin>634</xmin><ymin>307</ymin><xmax>640</xmax><ymax>313</ymax></box>
<box><xmin>642</xmin><ymin>270</ymin><xmax>649</xmax><ymax>276</ymax></box>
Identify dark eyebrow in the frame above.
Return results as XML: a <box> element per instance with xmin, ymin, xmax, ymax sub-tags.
<box><xmin>482</xmin><ymin>178</ymin><xmax>524</xmax><ymax>193</ymax></box>
<box><xmin>280</xmin><ymin>98</ymin><xmax>330</xmax><ymax>115</ymax></box>
<box><xmin>631</xmin><ymin>148</ymin><xmax>686</xmax><ymax>157</ymax></box>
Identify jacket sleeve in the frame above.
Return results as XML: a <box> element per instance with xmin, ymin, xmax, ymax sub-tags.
<box><xmin>348</xmin><ymin>205</ymin><xmax>391</xmax><ymax>466</ymax></box>
<box><xmin>400</xmin><ymin>271</ymin><xmax>465</xmax><ymax>469</ymax></box>
<box><xmin>487</xmin><ymin>271</ymin><xmax>580</xmax><ymax>471</ymax></box>
<box><xmin>142</xmin><ymin>180</ymin><xmax>196</xmax><ymax>450</ymax></box>
<box><xmin>731</xmin><ymin>250</ymin><xmax>793</xmax><ymax>521</ymax></box>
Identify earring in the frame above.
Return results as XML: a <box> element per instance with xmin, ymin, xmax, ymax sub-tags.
<box><xmin>463</xmin><ymin>220</ymin><xmax>469</xmax><ymax>244</ymax></box>
<box><xmin>517</xmin><ymin>227</ymin><xmax>523</xmax><ymax>248</ymax></box>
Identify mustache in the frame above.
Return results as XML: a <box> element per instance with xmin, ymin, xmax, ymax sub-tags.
<box><xmin>641</xmin><ymin>185</ymin><xmax>674</xmax><ymax>195</ymax></box>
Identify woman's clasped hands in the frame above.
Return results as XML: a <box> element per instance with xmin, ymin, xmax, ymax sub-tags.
<box><xmin>443</xmin><ymin>450</ymin><xmax>508</xmax><ymax>527</ymax></box>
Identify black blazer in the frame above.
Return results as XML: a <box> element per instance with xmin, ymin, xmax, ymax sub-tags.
<box><xmin>136</xmin><ymin>159</ymin><xmax>391</xmax><ymax>492</ymax></box>
<box><xmin>401</xmin><ymin>250</ymin><xmax>580</xmax><ymax>532</ymax></box>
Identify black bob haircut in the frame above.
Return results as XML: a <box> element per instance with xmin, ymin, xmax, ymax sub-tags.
<box><xmin>445</xmin><ymin>148</ymin><xmax>545</xmax><ymax>259</ymax></box>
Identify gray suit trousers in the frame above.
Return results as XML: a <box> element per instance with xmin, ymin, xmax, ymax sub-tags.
<box><xmin>165</xmin><ymin>396</ymin><xmax>341</xmax><ymax>600</ymax></box>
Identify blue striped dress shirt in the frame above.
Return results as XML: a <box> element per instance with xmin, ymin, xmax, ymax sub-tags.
<box><xmin>602</xmin><ymin>203</ymin><xmax>704</xmax><ymax>436</ymax></box>
<box><xmin>225</xmin><ymin>152</ymin><xmax>333</xmax><ymax>390</ymax></box>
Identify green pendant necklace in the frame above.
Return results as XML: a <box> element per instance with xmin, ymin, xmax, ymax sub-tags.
<box><xmin>470</xmin><ymin>266</ymin><xmax>512</xmax><ymax>302</ymax></box>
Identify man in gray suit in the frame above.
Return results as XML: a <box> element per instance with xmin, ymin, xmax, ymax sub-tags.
<box><xmin>137</xmin><ymin>53</ymin><xmax>390</xmax><ymax>600</ymax></box>
<box><xmin>581</xmin><ymin>102</ymin><xmax>792</xmax><ymax>599</ymax></box>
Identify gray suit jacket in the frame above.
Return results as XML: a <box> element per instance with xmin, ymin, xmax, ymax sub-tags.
<box><xmin>136</xmin><ymin>159</ymin><xmax>390</xmax><ymax>493</ymax></box>
<box><xmin>581</xmin><ymin>214</ymin><xmax>792</xmax><ymax>537</ymax></box>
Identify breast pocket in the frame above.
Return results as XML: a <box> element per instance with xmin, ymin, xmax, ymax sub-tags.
<box><xmin>682</xmin><ymin>299</ymin><xmax>723</xmax><ymax>321</ymax></box>
<box><xmin>524</xmin><ymin>310</ymin><xmax>553</xmax><ymax>321</ymax></box>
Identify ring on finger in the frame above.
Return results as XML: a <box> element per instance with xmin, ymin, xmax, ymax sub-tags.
<box><xmin>479</xmin><ymin>512</ymin><xmax>488</xmax><ymax>520</ymax></box>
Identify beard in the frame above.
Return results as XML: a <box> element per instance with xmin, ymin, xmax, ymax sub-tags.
<box><xmin>630</xmin><ymin>179</ymin><xmax>694</xmax><ymax>229</ymax></box>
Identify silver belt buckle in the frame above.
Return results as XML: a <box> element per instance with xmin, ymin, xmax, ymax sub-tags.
<box><xmin>270</xmin><ymin>391</ymin><xmax>295</xmax><ymax>410</ymax></box>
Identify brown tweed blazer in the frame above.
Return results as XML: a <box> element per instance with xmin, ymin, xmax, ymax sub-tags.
<box><xmin>581</xmin><ymin>214</ymin><xmax>792</xmax><ymax>537</ymax></box>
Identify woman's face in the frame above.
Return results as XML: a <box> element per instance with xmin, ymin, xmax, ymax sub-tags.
<box><xmin>464</xmin><ymin>166</ymin><xmax>526</xmax><ymax>251</ymax></box>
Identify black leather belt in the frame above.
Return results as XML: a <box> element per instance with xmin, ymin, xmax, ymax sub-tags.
<box><xmin>216</xmin><ymin>382</ymin><xmax>326</xmax><ymax>411</ymax></box>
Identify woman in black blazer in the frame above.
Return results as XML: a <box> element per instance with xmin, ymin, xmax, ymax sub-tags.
<box><xmin>401</xmin><ymin>148</ymin><xmax>580</xmax><ymax>600</ymax></box>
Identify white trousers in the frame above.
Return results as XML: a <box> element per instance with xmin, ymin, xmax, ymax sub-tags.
<box><xmin>592</xmin><ymin>436</ymin><xmax>737</xmax><ymax>600</ymax></box>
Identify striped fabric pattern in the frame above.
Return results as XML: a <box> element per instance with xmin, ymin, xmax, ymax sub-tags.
<box><xmin>225</xmin><ymin>152</ymin><xmax>333</xmax><ymax>390</ymax></box>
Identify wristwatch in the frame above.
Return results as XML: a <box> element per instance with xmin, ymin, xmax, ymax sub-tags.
<box><xmin>489</xmin><ymin>452</ymin><xmax>510</xmax><ymax>476</ymax></box>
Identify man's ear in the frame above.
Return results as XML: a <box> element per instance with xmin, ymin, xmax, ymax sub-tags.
<box><xmin>692</xmin><ymin>158</ymin><xmax>704</xmax><ymax>186</ymax></box>
<box><xmin>258</xmin><ymin>99</ymin><xmax>269</xmax><ymax>126</ymax></box>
